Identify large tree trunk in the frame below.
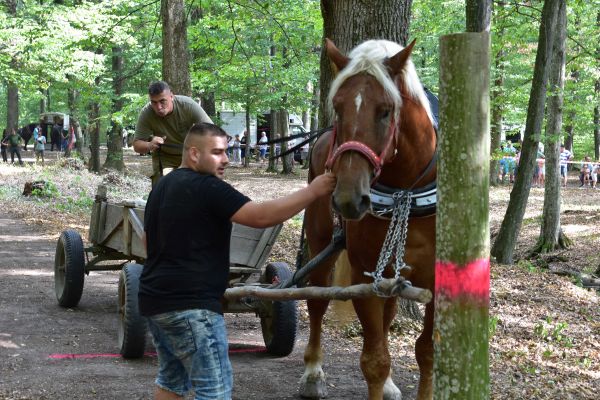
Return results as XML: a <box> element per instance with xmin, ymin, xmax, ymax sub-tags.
<box><xmin>103</xmin><ymin>46</ymin><xmax>125</xmax><ymax>171</ymax></box>
<box><xmin>319</xmin><ymin>0</ymin><xmax>412</xmax><ymax>127</ymax></box>
<box><xmin>491</xmin><ymin>0</ymin><xmax>561</xmax><ymax>264</ymax></box>
<box><xmin>5</xmin><ymin>0</ymin><xmax>18</xmax><ymax>132</ymax></box>
<box><xmin>436</xmin><ymin>31</ymin><xmax>490</xmax><ymax>400</ymax></box>
<box><xmin>465</xmin><ymin>0</ymin><xmax>491</xmax><ymax>32</ymax></box>
<box><xmin>161</xmin><ymin>0</ymin><xmax>191</xmax><ymax>96</ymax></box>
<box><xmin>534</xmin><ymin>0</ymin><xmax>571</xmax><ymax>255</ymax></box>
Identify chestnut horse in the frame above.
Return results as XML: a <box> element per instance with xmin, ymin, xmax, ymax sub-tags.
<box><xmin>300</xmin><ymin>39</ymin><xmax>437</xmax><ymax>400</ymax></box>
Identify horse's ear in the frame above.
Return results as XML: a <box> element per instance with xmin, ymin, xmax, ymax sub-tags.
<box><xmin>386</xmin><ymin>39</ymin><xmax>417</xmax><ymax>76</ymax></box>
<box><xmin>325</xmin><ymin>38</ymin><xmax>350</xmax><ymax>73</ymax></box>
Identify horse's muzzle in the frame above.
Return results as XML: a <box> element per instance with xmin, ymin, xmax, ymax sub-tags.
<box><xmin>332</xmin><ymin>191</ymin><xmax>371</xmax><ymax>220</ymax></box>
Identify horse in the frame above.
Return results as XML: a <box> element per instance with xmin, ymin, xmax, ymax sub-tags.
<box><xmin>300</xmin><ymin>39</ymin><xmax>437</xmax><ymax>400</ymax></box>
<box><xmin>18</xmin><ymin>123</ymin><xmax>37</xmax><ymax>151</ymax></box>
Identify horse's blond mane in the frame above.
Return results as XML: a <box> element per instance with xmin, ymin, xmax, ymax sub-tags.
<box><xmin>328</xmin><ymin>40</ymin><xmax>433</xmax><ymax>124</ymax></box>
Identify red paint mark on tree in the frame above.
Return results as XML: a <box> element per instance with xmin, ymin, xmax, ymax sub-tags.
<box><xmin>435</xmin><ymin>258</ymin><xmax>490</xmax><ymax>303</ymax></box>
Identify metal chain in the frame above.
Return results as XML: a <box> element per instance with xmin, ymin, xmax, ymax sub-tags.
<box><xmin>367</xmin><ymin>191</ymin><xmax>412</xmax><ymax>297</ymax></box>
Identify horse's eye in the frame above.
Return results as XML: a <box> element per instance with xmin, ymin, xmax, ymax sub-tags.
<box><xmin>381</xmin><ymin>110</ymin><xmax>390</xmax><ymax>120</ymax></box>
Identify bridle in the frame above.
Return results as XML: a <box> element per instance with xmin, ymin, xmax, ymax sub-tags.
<box><xmin>324</xmin><ymin>116</ymin><xmax>398</xmax><ymax>184</ymax></box>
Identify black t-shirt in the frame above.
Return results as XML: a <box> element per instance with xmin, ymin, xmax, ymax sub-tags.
<box><xmin>139</xmin><ymin>168</ymin><xmax>250</xmax><ymax>316</ymax></box>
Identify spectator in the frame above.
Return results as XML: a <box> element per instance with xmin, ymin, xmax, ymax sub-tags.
<box><xmin>232</xmin><ymin>134</ymin><xmax>241</xmax><ymax>164</ymax></box>
<box><xmin>258</xmin><ymin>131</ymin><xmax>268</xmax><ymax>163</ymax></box>
<box><xmin>500</xmin><ymin>141</ymin><xmax>517</xmax><ymax>184</ymax></box>
<box><xmin>1</xmin><ymin>128</ymin><xmax>24</xmax><ymax>166</ymax></box>
<box><xmin>51</xmin><ymin>123</ymin><xmax>62</xmax><ymax>151</ymax></box>
<box><xmin>579</xmin><ymin>156</ymin><xmax>593</xmax><ymax>188</ymax></box>
<box><xmin>240</xmin><ymin>133</ymin><xmax>247</xmax><ymax>161</ymax></box>
<box><xmin>132</xmin><ymin>80</ymin><xmax>213</xmax><ymax>187</ymax></box>
<box><xmin>559</xmin><ymin>144</ymin><xmax>573</xmax><ymax>187</ymax></box>
<box><xmin>590</xmin><ymin>162</ymin><xmax>598</xmax><ymax>189</ymax></box>
<box><xmin>35</xmin><ymin>133</ymin><xmax>47</xmax><ymax>165</ymax></box>
<box><xmin>139</xmin><ymin>122</ymin><xmax>335</xmax><ymax>400</ymax></box>
<box><xmin>1</xmin><ymin>128</ymin><xmax>8</xmax><ymax>162</ymax></box>
<box><xmin>533</xmin><ymin>144</ymin><xmax>545</xmax><ymax>188</ymax></box>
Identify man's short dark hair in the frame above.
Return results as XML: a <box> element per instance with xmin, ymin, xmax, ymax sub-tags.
<box><xmin>148</xmin><ymin>81</ymin><xmax>171</xmax><ymax>96</ymax></box>
<box><xmin>188</xmin><ymin>122</ymin><xmax>228</xmax><ymax>139</ymax></box>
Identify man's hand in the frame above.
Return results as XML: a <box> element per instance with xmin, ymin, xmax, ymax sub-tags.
<box><xmin>147</xmin><ymin>136</ymin><xmax>165</xmax><ymax>152</ymax></box>
<box><xmin>308</xmin><ymin>172</ymin><xmax>336</xmax><ymax>198</ymax></box>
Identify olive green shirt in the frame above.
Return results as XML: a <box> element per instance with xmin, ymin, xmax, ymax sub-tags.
<box><xmin>134</xmin><ymin>95</ymin><xmax>213</xmax><ymax>175</ymax></box>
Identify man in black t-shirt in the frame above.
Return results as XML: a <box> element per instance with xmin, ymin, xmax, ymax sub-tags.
<box><xmin>140</xmin><ymin>122</ymin><xmax>335</xmax><ymax>400</ymax></box>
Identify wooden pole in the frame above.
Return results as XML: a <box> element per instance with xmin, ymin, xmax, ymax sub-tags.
<box><xmin>224</xmin><ymin>278</ymin><xmax>432</xmax><ymax>303</ymax></box>
<box><xmin>434</xmin><ymin>32</ymin><xmax>490</xmax><ymax>399</ymax></box>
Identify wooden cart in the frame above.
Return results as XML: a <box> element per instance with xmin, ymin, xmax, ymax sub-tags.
<box><xmin>54</xmin><ymin>185</ymin><xmax>297</xmax><ymax>358</ymax></box>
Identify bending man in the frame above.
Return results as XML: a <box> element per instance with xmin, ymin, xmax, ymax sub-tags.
<box><xmin>133</xmin><ymin>81</ymin><xmax>213</xmax><ymax>187</ymax></box>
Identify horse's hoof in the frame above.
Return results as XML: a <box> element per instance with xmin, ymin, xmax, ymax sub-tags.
<box><xmin>383</xmin><ymin>377</ymin><xmax>402</xmax><ymax>400</ymax></box>
<box><xmin>299</xmin><ymin>374</ymin><xmax>328</xmax><ymax>399</ymax></box>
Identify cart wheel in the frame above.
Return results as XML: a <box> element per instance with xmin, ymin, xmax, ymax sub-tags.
<box><xmin>54</xmin><ymin>229</ymin><xmax>85</xmax><ymax>307</ymax></box>
<box><xmin>260</xmin><ymin>262</ymin><xmax>298</xmax><ymax>357</ymax></box>
<box><xmin>117</xmin><ymin>263</ymin><xmax>147</xmax><ymax>359</ymax></box>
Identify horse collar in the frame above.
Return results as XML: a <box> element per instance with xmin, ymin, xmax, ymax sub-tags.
<box><xmin>370</xmin><ymin>180</ymin><xmax>437</xmax><ymax>218</ymax></box>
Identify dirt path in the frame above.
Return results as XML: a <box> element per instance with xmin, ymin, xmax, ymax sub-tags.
<box><xmin>0</xmin><ymin>209</ymin><xmax>415</xmax><ymax>400</ymax></box>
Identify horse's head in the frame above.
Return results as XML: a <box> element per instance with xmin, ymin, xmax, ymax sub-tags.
<box><xmin>324</xmin><ymin>38</ymin><xmax>431</xmax><ymax>220</ymax></box>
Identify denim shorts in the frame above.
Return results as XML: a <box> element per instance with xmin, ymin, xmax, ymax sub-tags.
<box><xmin>147</xmin><ymin>309</ymin><xmax>232</xmax><ymax>399</ymax></box>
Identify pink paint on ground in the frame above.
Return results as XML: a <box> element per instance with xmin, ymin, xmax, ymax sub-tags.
<box><xmin>435</xmin><ymin>258</ymin><xmax>490</xmax><ymax>303</ymax></box>
<box><xmin>48</xmin><ymin>346</ymin><xmax>266</xmax><ymax>360</ymax></box>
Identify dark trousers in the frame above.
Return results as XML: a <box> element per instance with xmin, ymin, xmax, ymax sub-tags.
<box><xmin>1</xmin><ymin>146</ymin><xmax>7</xmax><ymax>162</ymax></box>
<box><xmin>9</xmin><ymin>146</ymin><xmax>23</xmax><ymax>165</ymax></box>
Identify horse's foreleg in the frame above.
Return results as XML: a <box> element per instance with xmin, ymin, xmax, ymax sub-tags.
<box><xmin>299</xmin><ymin>297</ymin><xmax>330</xmax><ymax>399</ymax></box>
<box><xmin>300</xmin><ymin>257</ymin><xmax>337</xmax><ymax>399</ymax></box>
<box><xmin>415</xmin><ymin>301</ymin><xmax>434</xmax><ymax>400</ymax></box>
<box><xmin>354</xmin><ymin>297</ymin><xmax>399</xmax><ymax>400</ymax></box>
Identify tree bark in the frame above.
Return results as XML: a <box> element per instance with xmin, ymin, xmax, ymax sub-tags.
<box><xmin>534</xmin><ymin>0</ymin><xmax>570</xmax><ymax>255</ymax></box>
<box><xmin>490</xmin><ymin>43</ymin><xmax>505</xmax><ymax>186</ymax></box>
<box><xmin>161</xmin><ymin>0</ymin><xmax>191</xmax><ymax>96</ymax></box>
<box><xmin>88</xmin><ymin>77</ymin><xmax>101</xmax><ymax>173</ymax></box>
<box><xmin>6</xmin><ymin>0</ymin><xmax>19</xmax><ymax>132</ymax></box>
<box><xmin>278</xmin><ymin>109</ymin><xmax>293</xmax><ymax>173</ymax></box>
<box><xmin>435</xmin><ymin>32</ymin><xmax>490</xmax><ymax>399</ymax></box>
<box><xmin>465</xmin><ymin>0</ymin><xmax>491</xmax><ymax>32</ymax></box>
<box><xmin>67</xmin><ymin>75</ymin><xmax>83</xmax><ymax>157</ymax></box>
<box><xmin>491</xmin><ymin>0</ymin><xmax>560</xmax><ymax>264</ymax></box>
<box><xmin>103</xmin><ymin>46</ymin><xmax>125</xmax><ymax>171</ymax></box>
<box><xmin>594</xmin><ymin>12</ymin><xmax>600</xmax><ymax>160</ymax></box>
<box><xmin>319</xmin><ymin>0</ymin><xmax>412</xmax><ymax>127</ymax></box>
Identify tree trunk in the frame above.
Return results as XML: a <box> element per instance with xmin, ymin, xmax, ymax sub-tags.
<box><xmin>465</xmin><ymin>0</ymin><xmax>491</xmax><ymax>32</ymax></box>
<box><xmin>435</xmin><ymin>31</ymin><xmax>490</xmax><ymax>399</ymax></box>
<box><xmin>104</xmin><ymin>46</ymin><xmax>125</xmax><ymax>171</ymax></box>
<box><xmin>67</xmin><ymin>76</ymin><xmax>83</xmax><ymax>157</ymax></box>
<box><xmin>200</xmin><ymin>92</ymin><xmax>216</xmax><ymax>118</ymax></box>
<box><xmin>490</xmin><ymin>44</ymin><xmax>505</xmax><ymax>186</ymax></box>
<box><xmin>279</xmin><ymin>109</ymin><xmax>293</xmax><ymax>173</ymax></box>
<box><xmin>534</xmin><ymin>0</ymin><xmax>571</xmax><ymax>255</ymax></box>
<box><xmin>243</xmin><ymin>104</ymin><xmax>251</xmax><ymax>168</ymax></box>
<box><xmin>6</xmin><ymin>81</ymin><xmax>19</xmax><ymax>133</ymax></box>
<box><xmin>594</xmin><ymin>12</ymin><xmax>600</xmax><ymax>160</ymax></box>
<box><xmin>88</xmin><ymin>77</ymin><xmax>101</xmax><ymax>172</ymax></box>
<box><xmin>319</xmin><ymin>0</ymin><xmax>412</xmax><ymax>127</ymax></box>
<box><xmin>161</xmin><ymin>0</ymin><xmax>191</xmax><ymax>96</ymax></box>
<box><xmin>40</xmin><ymin>88</ymin><xmax>47</xmax><ymax>115</ymax></box>
<box><xmin>491</xmin><ymin>0</ymin><xmax>560</xmax><ymax>264</ymax></box>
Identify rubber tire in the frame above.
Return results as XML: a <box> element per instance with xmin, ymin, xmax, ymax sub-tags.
<box><xmin>54</xmin><ymin>229</ymin><xmax>85</xmax><ymax>307</ymax></box>
<box><xmin>117</xmin><ymin>263</ymin><xmax>147</xmax><ymax>359</ymax></box>
<box><xmin>260</xmin><ymin>262</ymin><xmax>298</xmax><ymax>357</ymax></box>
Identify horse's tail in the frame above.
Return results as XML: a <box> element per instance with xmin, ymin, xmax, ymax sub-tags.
<box><xmin>329</xmin><ymin>250</ymin><xmax>357</xmax><ymax>324</ymax></box>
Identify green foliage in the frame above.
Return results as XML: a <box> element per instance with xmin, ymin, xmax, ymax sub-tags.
<box><xmin>489</xmin><ymin>314</ymin><xmax>499</xmax><ymax>337</ymax></box>
<box><xmin>533</xmin><ymin>317</ymin><xmax>573</xmax><ymax>348</ymax></box>
<box><xmin>30</xmin><ymin>180</ymin><xmax>60</xmax><ymax>198</ymax></box>
<box><xmin>54</xmin><ymin>189</ymin><xmax>94</xmax><ymax>213</ymax></box>
<box><xmin>517</xmin><ymin>259</ymin><xmax>540</xmax><ymax>273</ymax></box>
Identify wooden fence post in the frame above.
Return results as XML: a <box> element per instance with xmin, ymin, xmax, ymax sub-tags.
<box><xmin>434</xmin><ymin>32</ymin><xmax>490</xmax><ymax>399</ymax></box>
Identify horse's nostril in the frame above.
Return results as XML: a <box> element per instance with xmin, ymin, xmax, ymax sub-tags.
<box><xmin>360</xmin><ymin>195</ymin><xmax>371</xmax><ymax>213</ymax></box>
